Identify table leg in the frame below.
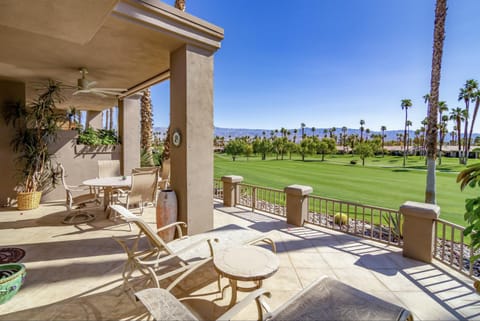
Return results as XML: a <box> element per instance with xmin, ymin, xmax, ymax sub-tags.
<box><xmin>228</xmin><ymin>279</ymin><xmax>238</xmax><ymax>308</ymax></box>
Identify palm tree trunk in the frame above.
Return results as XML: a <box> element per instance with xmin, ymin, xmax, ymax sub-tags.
<box><xmin>425</xmin><ymin>0</ymin><xmax>447</xmax><ymax>204</ymax></box>
<box><xmin>467</xmin><ymin>99</ymin><xmax>480</xmax><ymax>158</ymax></box>
<box><xmin>463</xmin><ymin>99</ymin><xmax>470</xmax><ymax>164</ymax></box>
<box><xmin>403</xmin><ymin>110</ymin><xmax>407</xmax><ymax>167</ymax></box>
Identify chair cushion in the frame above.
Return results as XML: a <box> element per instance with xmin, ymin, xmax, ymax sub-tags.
<box><xmin>271</xmin><ymin>276</ymin><xmax>411</xmax><ymax>321</ymax></box>
<box><xmin>135</xmin><ymin>288</ymin><xmax>198</xmax><ymax>321</ymax></box>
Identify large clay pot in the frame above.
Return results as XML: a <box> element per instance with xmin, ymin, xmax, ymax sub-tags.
<box><xmin>156</xmin><ymin>189</ymin><xmax>178</xmax><ymax>242</ymax></box>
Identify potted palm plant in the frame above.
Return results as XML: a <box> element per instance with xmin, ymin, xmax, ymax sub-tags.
<box><xmin>1</xmin><ymin>80</ymin><xmax>66</xmax><ymax>210</ymax></box>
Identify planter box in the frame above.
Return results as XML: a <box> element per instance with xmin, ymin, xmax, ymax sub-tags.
<box><xmin>74</xmin><ymin>144</ymin><xmax>121</xmax><ymax>155</ymax></box>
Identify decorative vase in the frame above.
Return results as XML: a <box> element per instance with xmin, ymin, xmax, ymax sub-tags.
<box><xmin>0</xmin><ymin>263</ymin><xmax>26</xmax><ymax>304</ymax></box>
<box><xmin>17</xmin><ymin>192</ymin><xmax>42</xmax><ymax>211</ymax></box>
<box><xmin>156</xmin><ymin>189</ymin><xmax>178</xmax><ymax>242</ymax></box>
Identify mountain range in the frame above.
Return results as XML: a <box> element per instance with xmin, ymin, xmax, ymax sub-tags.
<box><xmin>154</xmin><ymin>126</ymin><xmax>465</xmax><ymax>142</ymax></box>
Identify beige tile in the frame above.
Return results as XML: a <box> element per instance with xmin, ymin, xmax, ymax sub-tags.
<box><xmin>288</xmin><ymin>251</ymin><xmax>329</xmax><ymax>269</ymax></box>
<box><xmin>333</xmin><ymin>267</ymin><xmax>389</xmax><ymax>293</ymax></box>
<box><xmin>394</xmin><ymin>291</ymin><xmax>461</xmax><ymax>321</ymax></box>
<box><xmin>295</xmin><ymin>267</ymin><xmax>337</xmax><ymax>288</ymax></box>
<box><xmin>320</xmin><ymin>251</ymin><xmax>361</xmax><ymax>268</ymax></box>
<box><xmin>262</xmin><ymin>267</ymin><xmax>302</xmax><ymax>291</ymax></box>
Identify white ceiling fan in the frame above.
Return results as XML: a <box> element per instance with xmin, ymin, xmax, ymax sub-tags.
<box><xmin>72</xmin><ymin>68</ymin><xmax>126</xmax><ymax>97</ymax></box>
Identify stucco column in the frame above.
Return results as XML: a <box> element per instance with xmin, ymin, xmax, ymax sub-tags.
<box><xmin>0</xmin><ymin>81</ymin><xmax>25</xmax><ymax>206</ymax></box>
<box><xmin>284</xmin><ymin>185</ymin><xmax>313</xmax><ymax>226</ymax></box>
<box><xmin>86</xmin><ymin>111</ymin><xmax>103</xmax><ymax>129</ymax></box>
<box><xmin>170</xmin><ymin>44</ymin><xmax>215</xmax><ymax>235</ymax></box>
<box><xmin>221</xmin><ymin>175</ymin><xmax>243</xmax><ymax>207</ymax></box>
<box><xmin>400</xmin><ymin>201</ymin><xmax>440</xmax><ymax>263</ymax></box>
<box><xmin>118</xmin><ymin>96</ymin><xmax>141</xmax><ymax>175</ymax></box>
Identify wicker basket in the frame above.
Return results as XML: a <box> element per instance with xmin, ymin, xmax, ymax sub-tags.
<box><xmin>17</xmin><ymin>192</ymin><xmax>42</xmax><ymax>211</ymax></box>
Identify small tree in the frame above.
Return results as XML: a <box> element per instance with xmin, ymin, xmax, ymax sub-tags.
<box><xmin>225</xmin><ymin>139</ymin><xmax>245</xmax><ymax>161</ymax></box>
<box><xmin>354</xmin><ymin>142</ymin><xmax>374</xmax><ymax>166</ymax></box>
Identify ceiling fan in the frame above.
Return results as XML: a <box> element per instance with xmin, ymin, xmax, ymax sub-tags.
<box><xmin>72</xmin><ymin>68</ymin><xmax>126</xmax><ymax>97</ymax></box>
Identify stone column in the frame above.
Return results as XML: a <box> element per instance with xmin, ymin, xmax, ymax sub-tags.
<box><xmin>284</xmin><ymin>185</ymin><xmax>313</xmax><ymax>227</ymax></box>
<box><xmin>170</xmin><ymin>44</ymin><xmax>215</xmax><ymax>235</ymax></box>
<box><xmin>221</xmin><ymin>175</ymin><xmax>243</xmax><ymax>207</ymax></box>
<box><xmin>118</xmin><ymin>96</ymin><xmax>141</xmax><ymax>175</ymax></box>
<box><xmin>85</xmin><ymin>110</ymin><xmax>103</xmax><ymax>129</ymax></box>
<box><xmin>400</xmin><ymin>201</ymin><xmax>440</xmax><ymax>263</ymax></box>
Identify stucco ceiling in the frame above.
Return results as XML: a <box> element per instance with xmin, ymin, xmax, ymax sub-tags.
<box><xmin>0</xmin><ymin>0</ymin><xmax>223</xmax><ymax>110</ymax></box>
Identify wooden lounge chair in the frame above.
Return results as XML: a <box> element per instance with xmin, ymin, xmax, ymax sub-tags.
<box><xmin>109</xmin><ymin>205</ymin><xmax>276</xmax><ymax>297</ymax></box>
<box><xmin>136</xmin><ymin>276</ymin><xmax>413</xmax><ymax>321</ymax></box>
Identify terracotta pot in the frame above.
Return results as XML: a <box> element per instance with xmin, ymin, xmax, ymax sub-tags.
<box><xmin>156</xmin><ymin>189</ymin><xmax>178</xmax><ymax>241</ymax></box>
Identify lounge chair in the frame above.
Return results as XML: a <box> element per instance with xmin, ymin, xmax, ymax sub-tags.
<box><xmin>136</xmin><ymin>276</ymin><xmax>413</xmax><ymax>321</ymax></box>
<box><xmin>109</xmin><ymin>205</ymin><xmax>276</xmax><ymax>297</ymax></box>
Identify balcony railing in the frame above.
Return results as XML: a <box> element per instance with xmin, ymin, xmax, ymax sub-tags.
<box><xmin>307</xmin><ymin>195</ymin><xmax>403</xmax><ymax>247</ymax></box>
<box><xmin>434</xmin><ymin>219</ymin><xmax>479</xmax><ymax>279</ymax></box>
<box><xmin>238</xmin><ymin>183</ymin><xmax>286</xmax><ymax>216</ymax></box>
<box><xmin>214</xmin><ymin>179</ymin><xmax>479</xmax><ymax>280</ymax></box>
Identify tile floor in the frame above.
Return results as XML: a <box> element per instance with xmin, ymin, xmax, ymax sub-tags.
<box><xmin>0</xmin><ymin>200</ymin><xmax>479</xmax><ymax>320</ymax></box>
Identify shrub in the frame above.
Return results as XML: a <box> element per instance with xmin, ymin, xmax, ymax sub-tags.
<box><xmin>334</xmin><ymin>213</ymin><xmax>348</xmax><ymax>225</ymax></box>
<box><xmin>350</xmin><ymin>160</ymin><xmax>357</xmax><ymax>165</ymax></box>
<box><xmin>77</xmin><ymin>128</ymin><xmax>120</xmax><ymax>146</ymax></box>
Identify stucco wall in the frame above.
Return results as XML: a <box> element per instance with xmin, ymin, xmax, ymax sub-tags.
<box><xmin>42</xmin><ymin>130</ymin><xmax>121</xmax><ymax>202</ymax></box>
<box><xmin>0</xmin><ymin>81</ymin><xmax>25</xmax><ymax>207</ymax></box>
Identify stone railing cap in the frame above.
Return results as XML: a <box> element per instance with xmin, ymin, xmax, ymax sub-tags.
<box><xmin>399</xmin><ymin>201</ymin><xmax>440</xmax><ymax>219</ymax></box>
<box><xmin>221</xmin><ymin>175</ymin><xmax>243</xmax><ymax>183</ymax></box>
<box><xmin>284</xmin><ymin>184</ymin><xmax>313</xmax><ymax>196</ymax></box>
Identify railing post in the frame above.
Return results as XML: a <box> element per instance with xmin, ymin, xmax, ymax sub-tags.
<box><xmin>221</xmin><ymin>175</ymin><xmax>243</xmax><ymax>207</ymax></box>
<box><xmin>400</xmin><ymin>201</ymin><xmax>440</xmax><ymax>263</ymax></box>
<box><xmin>284</xmin><ymin>184</ymin><xmax>313</xmax><ymax>227</ymax></box>
<box><xmin>252</xmin><ymin>187</ymin><xmax>256</xmax><ymax>211</ymax></box>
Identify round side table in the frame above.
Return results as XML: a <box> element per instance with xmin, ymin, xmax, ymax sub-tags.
<box><xmin>213</xmin><ymin>245</ymin><xmax>279</xmax><ymax>307</ymax></box>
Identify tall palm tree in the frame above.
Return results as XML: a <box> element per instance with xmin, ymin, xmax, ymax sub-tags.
<box><xmin>401</xmin><ymin>99</ymin><xmax>413</xmax><ymax>167</ymax></box>
<box><xmin>406</xmin><ymin>120</ymin><xmax>412</xmax><ymax>152</ymax></box>
<box><xmin>438</xmin><ymin>114</ymin><xmax>449</xmax><ymax>165</ymax></box>
<box><xmin>425</xmin><ymin>0</ymin><xmax>447</xmax><ymax>204</ymax></box>
<box><xmin>467</xmin><ymin>87</ymin><xmax>480</xmax><ymax>162</ymax></box>
<box><xmin>311</xmin><ymin>127</ymin><xmax>316</xmax><ymax>137</ymax></box>
<box><xmin>380</xmin><ymin>125</ymin><xmax>387</xmax><ymax>157</ymax></box>
<box><xmin>140</xmin><ymin>88</ymin><xmax>154</xmax><ymax>166</ymax></box>
<box><xmin>458</xmin><ymin>79</ymin><xmax>478</xmax><ymax>164</ymax></box>
<box><xmin>341</xmin><ymin>126</ymin><xmax>348</xmax><ymax>152</ymax></box>
<box><xmin>359</xmin><ymin>119</ymin><xmax>365</xmax><ymax>142</ymax></box>
<box><xmin>421</xmin><ymin>117</ymin><xmax>428</xmax><ymax>157</ymax></box>
<box><xmin>365</xmin><ymin>128</ymin><xmax>371</xmax><ymax>141</ymax></box>
<box><xmin>293</xmin><ymin>128</ymin><xmax>298</xmax><ymax>143</ymax></box>
<box><xmin>300</xmin><ymin>123</ymin><xmax>306</xmax><ymax>138</ymax></box>
<box><xmin>449</xmin><ymin>107</ymin><xmax>467</xmax><ymax>162</ymax></box>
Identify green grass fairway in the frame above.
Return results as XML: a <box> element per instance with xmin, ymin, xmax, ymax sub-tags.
<box><xmin>214</xmin><ymin>153</ymin><xmax>480</xmax><ymax>227</ymax></box>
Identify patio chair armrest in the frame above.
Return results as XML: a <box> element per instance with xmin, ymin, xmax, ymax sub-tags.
<box><xmin>248</xmin><ymin>234</ymin><xmax>277</xmax><ymax>253</ymax></box>
<box><xmin>156</xmin><ymin>221</ymin><xmax>187</xmax><ymax>238</ymax></box>
<box><xmin>217</xmin><ymin>288</ymin><xmax>272</xmax><ymax>321</ymax></box>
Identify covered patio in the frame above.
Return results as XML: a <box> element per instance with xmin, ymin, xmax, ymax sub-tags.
<box><xmin>0</xmin><ymin>202</ymin><xmax>478</xmax><ymax>320</ymax></box>
<box><xmin>0</xmin><ymin>0</ymin><xmax>222</xmax><ymax>234</ymax></box>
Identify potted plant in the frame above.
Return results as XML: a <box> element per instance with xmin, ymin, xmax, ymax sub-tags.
<box><xmin>1</xmin><ymin>80</ymin><xmax>66</xmax><ymax>210</ymax></box>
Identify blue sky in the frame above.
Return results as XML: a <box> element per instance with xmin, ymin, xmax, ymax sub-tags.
<box><xmin>152</xmin><ymin>0</ymin><xmax>480</xmax><ymax>132</ymax></box>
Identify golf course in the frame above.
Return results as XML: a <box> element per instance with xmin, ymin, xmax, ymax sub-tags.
<box><xmin>214</xmin><ymin>153</ymin><xmax>479</xmax><ymax>227</ymax></box>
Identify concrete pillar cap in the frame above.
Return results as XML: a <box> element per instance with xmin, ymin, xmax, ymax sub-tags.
<box><xmin>221</xmin><ymin>175</ymin><xmax>244</xmax><ymax>183</ymax></box>
<box><xmin>399</xmin><ymin>201</ymin><xmax>440</xmax><ymax>219</ymax></box>
<box><xmin>284</xmin><ymin>184</ymin><xmax>313</xmax><ymax>196</ymax></box>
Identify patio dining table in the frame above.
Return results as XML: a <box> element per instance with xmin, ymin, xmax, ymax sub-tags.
<box><xmin>82</xmin><ymin>176</ymin><xmax>131</xmax><ymax>211</ymax></box>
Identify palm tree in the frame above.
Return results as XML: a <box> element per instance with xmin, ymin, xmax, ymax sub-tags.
<box><xmin>341</xmin><ymin>126</ymin><xmax>348</xmax><ymax>152</ymax></box>
<box><xmin>467</xmin><ymin>87</ymin><xmax>480</xmax><ymax>162</ymax></box>
<box><xmin>458</xmin><ymin>79</ymin><xmax>478</xmax><ymax>164</ymax></box>
<box><xmin>380</xmin><ymin>125</ymin><xmax>387</xmax><ymax>157</ymax></box>
<box><xmin>449</xmin><ymin>107</ymin><xmax>466</xmax><ymax>162</ymax></box>
<box><xmin>293</xmin><ymin>129</ymin><xmax>298</xmax><ymax>143</ymax></box>
<box><xmin>438</xmin><ymin>115</ymin><xmax>449</xmax><ymax>165</ymax></box>
<box><xmin>359</xmin><ymin>119</ymin><xmax>365</xmax><ymax>142</ymax></box>
<box><xmin>425</xmin><ymin>0</ymin><xmax>447</xmax><ymax>204</ymax></box>
<box><xmin>300</xmin><ymin>123</ymin><xmax>306</xmax><ymax>138</ymax></box>
<box><xmin>401</xmin><ymin>99</ymin><xmax>413</xmax><ymax>167</ymax></box>
<box><xmin>311</xmin><ymin>127</ymin><xmax>316</xmax><ymax>137</ymax></box>
<box><xmin>421</xmin><ymin>117</ymin><xmax>428</xmax><ymax>157</ymax></box>
<box><xmin>140</xmin><ymin>88</ymin><xmax>154</xmax><ymax>166</ymax></box>
<box><xmin>365</xmin><ymin>128</ymin><xmax>370</xmax><ymax>141</ymax></box>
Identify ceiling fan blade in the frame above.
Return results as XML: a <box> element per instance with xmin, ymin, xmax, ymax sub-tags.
<box><xmin>72</xmin><ymin>89</ymin><xmax>91</xmax><ymax>96</ymax></box>
<box><xmin>93</xmin><ymin>88</ymin><xmax>127</xmax><ymax>91</ymax></box>
<box><xmin>92</xmin><ymin>91</ymin><xmax>108</xmax><ymax>98</ymax></box>
<box><xmin>86</xmin><ymin>80</ymin><xmax>98</xmax><ymax>88</ymax></box>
